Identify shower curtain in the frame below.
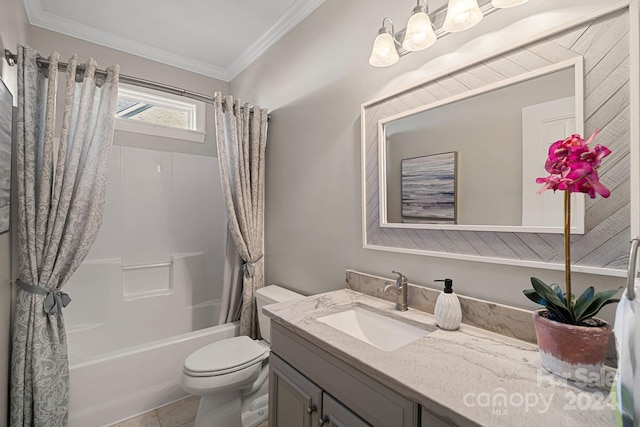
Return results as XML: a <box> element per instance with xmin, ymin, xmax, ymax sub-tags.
<box><xmin>214</xmin><ymin>92</ymin><xmax>268</xmax><ymax>339</ymax></box>
<box><xmin>10</xmin><ymin>45</ymin><xmax>119</xmax><ymax>426</ymax></box>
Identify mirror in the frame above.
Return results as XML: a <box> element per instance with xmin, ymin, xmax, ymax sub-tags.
<box><xmin>361</xmin><ymin>4</ymin><xmax>633</xmax><ymax>276</ymax></box>
<box><xmin>380</xmin><ymin>61</ymin><xmax>584</xmax><ymax>234</ymax></box>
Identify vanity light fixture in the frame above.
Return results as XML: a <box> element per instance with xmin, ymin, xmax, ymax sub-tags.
<box><xmin>369</xmin><ymin>0</ymin><xmax>530</xmax><ymax>67</ymax></box>
<box><xmin>402</xmin><ymin>0</ymin><xmax>437</xmax><ymax>52</ymax></box>
<box><xmin>442</xmin><ymin>0</ymin><xmax>484</xmax><ymax>32</ymax></box>
<box><xmin>491</xmin><ymin>0</ymin><xmax>529</xmax><ymax>8</ymax></box>
<box><xmin>369</xmin><ymin>18</ymin><xmax>400</xmax><ymax>67</ymax></box>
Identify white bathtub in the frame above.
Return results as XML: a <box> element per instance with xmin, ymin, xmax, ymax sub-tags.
<box><xmin>69</xmin><ymin>322</ymin><xmax>239</xmax><ymax>427</ymax></box>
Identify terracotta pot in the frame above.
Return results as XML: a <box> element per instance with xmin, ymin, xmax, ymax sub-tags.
<box><xmin>533</xmin><ymin>309</ymin><xmax>612</xmax><ymax>384</ymax></box>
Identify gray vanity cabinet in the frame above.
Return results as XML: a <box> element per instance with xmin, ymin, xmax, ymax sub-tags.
<box><xmin>269</xmin><ymin>353</ymin><xmax>322</xmax><ymax>427</ymax></box>
<box><xmin>270</xmin><ymin>354</ymin><xmax>370</xmax><ymax>427</ymax></box>
<box><xmin>269</xmin><ymin>322</ymin><xmax>418</xmax><ymax>427</ymax></box>
<box><xmin>321</xmin><ymin>393</ymin><xmax>372</xmax><ymax>427</ymax></box>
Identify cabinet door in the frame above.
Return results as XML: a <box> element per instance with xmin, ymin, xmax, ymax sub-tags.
<box><xmin>321</xmin><ymin>393</ymin><xmax>372</xmax><ymax>427</ymax></box>
<box><xmin>270</xmin><ymin>354</ymin><xmax>322</xmax><ymax>427</ymax></box>
<box><xmin>421</xmin><ymin>407</ymin><xmax>456</xmax><ymax>427</ymax></box>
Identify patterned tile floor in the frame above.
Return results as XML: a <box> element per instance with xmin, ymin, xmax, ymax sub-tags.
<box><xmin>109</xmin><ymin>396</ymin><xmax>268</xmax><ymax>427</ymax></box>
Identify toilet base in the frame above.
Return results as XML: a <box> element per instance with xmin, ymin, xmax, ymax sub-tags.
<box><xmin>193</xmin><ymin>382</ymin><xmax>269</xmax><ymax>427</ymax></box>
<box><xmin>194</xmin><ymin>390</ymin><xmax>243</xmax><ymax>427</ymax></box>
<box><xmin>241</xmin><ymin>394</ymin><xmax>268</xmax><ymax>427</ymax></box>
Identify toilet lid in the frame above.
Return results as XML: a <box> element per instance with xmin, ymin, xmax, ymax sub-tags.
<box><xmin>184</xmin><ymin>336</ymin><xmax>268</xmax><ymax>376</ymax></box>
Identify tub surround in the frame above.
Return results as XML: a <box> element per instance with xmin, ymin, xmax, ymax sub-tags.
<box><xmin>264</xmin><ymin>288</ymin><xmax>614</xmax><ymax>426</ymax></box>
<box><xmin>346</xmin><ymin>270</ymin><xmax>537</xmax><ymax>343</ymax></box>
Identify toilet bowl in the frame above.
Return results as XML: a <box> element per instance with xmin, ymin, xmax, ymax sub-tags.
<box><xmin>181</xmin><ymin>285</ymin><xmax>303</xmax><ymax>427</ymax></box>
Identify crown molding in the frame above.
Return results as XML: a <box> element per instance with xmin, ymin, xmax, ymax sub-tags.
<box><xmin>226</xmin><ymin>0</ymin><xmax>326</xmax><ymax>80</ymax></box>
<box><xmin>23</xmin><ymin>0</ymin><xmax>325</xmax><ymax>82</ymax></box>
<box><xmin>22</xmin><ymin>0</ymin><xmax>230</xmax><ymax>80</ymax></box>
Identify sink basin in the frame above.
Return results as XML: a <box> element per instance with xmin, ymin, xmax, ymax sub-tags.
<box><xmin>316</xmin><ymin>306</ymin><xmax>435</xmax><ymax>351</ymax></box>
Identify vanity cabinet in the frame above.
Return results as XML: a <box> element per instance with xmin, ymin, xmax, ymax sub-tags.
<box><xmin>269</xmin><ymin>352</ymin><xmax>322</xmax><ymax>427</ymax></box>
<box><xmin>269</xmin><ymin>322</ymin><xmax>421</xmax><ymax>427</ymax></box>
<box><xmin>270</xmin><ymin>353</ymin><xmax>371</xmax><ymax>427</ymax></box>
<box><xmin>321</xmin><ymin>393</ymin><xmax>371</xmax><ymax>427</ymax></box>
<box><xmin>421</xmin><ymin>408</ymin><xmax>456</xmax><ymax>427</ymax></box>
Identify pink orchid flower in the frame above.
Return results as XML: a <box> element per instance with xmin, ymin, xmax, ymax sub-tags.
<box><xmin>536</xmin><ymin>129</ymin><xmax>611</xmax><ymax>199</ymax></box>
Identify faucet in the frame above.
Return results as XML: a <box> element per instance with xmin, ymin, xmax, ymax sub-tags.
<box><xmin>381</xmin><ymin>271</ymin><xmax>408</xmax><ymax>311</ymax></box>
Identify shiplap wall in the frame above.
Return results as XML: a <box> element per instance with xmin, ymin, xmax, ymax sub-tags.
<box><xmin>363</xmin><ymin>8</ymin><xmax>631</xmax><ymax>273</ymax></box>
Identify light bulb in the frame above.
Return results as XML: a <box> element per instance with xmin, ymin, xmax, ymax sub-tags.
<box><xmin>402</xmin><ymin>8</ymin><xmax>437</xmax><ymax>52</ymax></box>
<box><xmin>369</xmin><ymin>30</ymin><xmax>399</xmax><ymax>67</ymax></box>
<box><xmin>443</xmin><ymin>0</ymin><xmax>483</xmax><ymax>33</ymax></box>
<box><xmin>491</xmin><ymin>0</ymin><xmax>529</xmax><ymax>7</ymax></box>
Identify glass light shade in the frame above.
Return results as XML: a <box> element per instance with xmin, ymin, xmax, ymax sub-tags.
<box><xmin>369</xmin><ymin>31</ymin><xmax>399</xmax><ymax>67</ymax></box>
<box><xmin>402</xmin><ymin>11</ymin><xmax>437</xmax><ymax>52</ymax></box>
<box><xmin>491</xmin><ymin>0</ymin><xmax>529</xmax><ymax>7</ymax></box>
<box><xmin>443</xmin><ymin>0</ymin><xmax>483</xmax><ymax>33</ymax></box>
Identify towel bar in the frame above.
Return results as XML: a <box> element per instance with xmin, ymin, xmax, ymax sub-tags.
<box><xmin>626</xmin><ymin>238</ymin><xmax>639</xmax><ymax>301</ymax></box>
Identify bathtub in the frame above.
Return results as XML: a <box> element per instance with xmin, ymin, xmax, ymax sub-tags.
<box><xmin>68</xmin><ymin>321</ymin><xmax>239</xmax><ymax>427</ymax></box>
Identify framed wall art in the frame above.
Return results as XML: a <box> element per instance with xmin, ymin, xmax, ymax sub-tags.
<box><xmin>401</xmin><ymin>152</ymin><xmax>457</xmax><ymax>223</ymax></box>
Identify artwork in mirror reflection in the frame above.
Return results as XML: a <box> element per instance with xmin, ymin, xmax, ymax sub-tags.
<box><xmin>401</xmin><ymin>152</ymin><xmax>457</xmax><ymax>223</ymax></box>
<box><xmin>385</xmin><ymin>67</ymin><xmax>579</xmax><ymax>229</ymax></box>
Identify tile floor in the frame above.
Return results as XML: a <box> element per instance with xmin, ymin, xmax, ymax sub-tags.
<box><xmin>110</xmin><ymin>396</ymin><xmax>268</xmax><ymax>427</ymax></box>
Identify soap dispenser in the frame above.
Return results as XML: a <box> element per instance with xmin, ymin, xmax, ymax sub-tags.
<box><xmin>434</xmin><ymin>279</ymin><xmax>462</xmax><ymax>331</ymax></box>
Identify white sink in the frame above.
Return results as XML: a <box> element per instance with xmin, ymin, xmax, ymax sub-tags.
<box><xmin>316</xmin><ymin>306</ymin><xmax>435</xmax><ymax>351</ymax></box>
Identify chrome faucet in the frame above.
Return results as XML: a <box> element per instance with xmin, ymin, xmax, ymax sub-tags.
<box><xmin>381</xmin><ymin>271</ymin><xmax>408</xmax><ymax>311</ymax></box>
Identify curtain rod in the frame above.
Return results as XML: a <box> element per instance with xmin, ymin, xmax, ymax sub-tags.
<box><xmin>3</xmin><ymin>49</ymin><xmax>261</xmax><ymax>112</ymax></box>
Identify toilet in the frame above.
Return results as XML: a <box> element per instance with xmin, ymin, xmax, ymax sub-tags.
<box><xmin>182</xmin><ymin>285</ymin><xmax>303</xmax><ymax>427</ymax></box>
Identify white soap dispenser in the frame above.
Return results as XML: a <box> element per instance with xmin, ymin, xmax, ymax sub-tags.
<box><xmin>434</xmin><ymin>279</ymin><xmax>462</xmax><ymax>330</ymax></box>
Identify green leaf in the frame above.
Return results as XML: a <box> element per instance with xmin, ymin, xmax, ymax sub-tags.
<box><xmin>530</xmin><ymin>277</ymin><xmax>573</xmax><ymax>323</ymax></box>
<box><xmin>531</xmin><ymin>278</ymin><xmax>568</xmax><ymax>309</ymax></box>
<box><xmin>547</xmin><ymin>305</ymin><xmax>573</xmax><ymax>323</ymax></box>
<box><xmin>550</xmin><ymin>283</ymin><xmax>564</xmax><ymax>302</ymax></box>
<box><xmin>573</xmin><ymin>286</ymin><xmax>595</xmax><ymax>320</ymax></box>
<box><xmin>574</xmin><ymin>287</ymin><xmax>623</xmax><ymax>323</ymax></box>
<box><xmin>523</xmin><ymin>289</ymin><xmax>549</xmax><ymax>306</ymax></box>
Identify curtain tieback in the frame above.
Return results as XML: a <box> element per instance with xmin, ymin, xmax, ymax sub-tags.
<box><xmin>242</xmin><ymin>254</ymin><xmax>264</xmax><ymax>278</ymax></box>
<box><xmin>15</xmin><ymin>279</ymin><xmax>71</xmax><ymax>315</ymax></box>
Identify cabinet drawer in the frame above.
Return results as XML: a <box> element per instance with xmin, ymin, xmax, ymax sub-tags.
<box><xmin>271</xmin><ymin>322</ymin><xmax>417</xmax><ymax>427</ymax></box>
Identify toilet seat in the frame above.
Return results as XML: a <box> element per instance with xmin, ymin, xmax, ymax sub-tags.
<box><xmin>184</xmin><ymin>336</ymin><xmax>269</xmax><ymax>377</ymax></box>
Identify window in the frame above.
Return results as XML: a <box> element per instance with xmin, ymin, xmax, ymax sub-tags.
<box><xmin>115</xmin><ymin>85</ymin><xmax>206</xmax><ymax>143</ymax></box>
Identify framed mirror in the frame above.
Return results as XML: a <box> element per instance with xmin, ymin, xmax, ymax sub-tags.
<box><xmin>380</xmin><ymin>60</ymin><xmax>585</xmax><ymax>234</ymax></box>
<box><xmin>361</xmin><ymin>4</ymin><xmax>634</xmax><ymax>276</ymax></box>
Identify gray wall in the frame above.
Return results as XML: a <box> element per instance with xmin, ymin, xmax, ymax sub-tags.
<box><xmin>230</xmin><ymin>0</ymin><xmax>626</xmax><ymax>321</ymax></box>
<box><xmin>0</xmin><ymin>0</ymin><xmax>28</xmax><ymax>424</ymax></box>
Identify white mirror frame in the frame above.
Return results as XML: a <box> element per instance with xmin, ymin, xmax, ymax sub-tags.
<box><xmin>361</xmin><ymin>1</ymin><xmax>640</xmax><ymax>277</ymax></box>
<box><xmin>378</xmin><ymin>58</ymin><xmax>585</xmax><ymax>234</ymax></box>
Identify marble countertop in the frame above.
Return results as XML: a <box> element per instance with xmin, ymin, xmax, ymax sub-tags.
<box><xmin>264</xmin><ymin>289</ymin><xmax>615</xmax><ymax>427</ymax></box>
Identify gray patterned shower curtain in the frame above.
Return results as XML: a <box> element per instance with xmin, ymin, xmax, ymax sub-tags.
<box><xmin>214</xmin><ymin>93</ymin><xmax>268</xmax><ymax>339</ymax></box>
<box><xmin>10</xmin><ymin>45</ymin><xmax>119</xmax><ymax>426</ymax></box>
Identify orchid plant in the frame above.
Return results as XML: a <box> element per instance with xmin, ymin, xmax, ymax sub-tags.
<box><xmin>523</xmin><ymin>129</ymin><xmax>622</xmax><ymax>325</ymax></box>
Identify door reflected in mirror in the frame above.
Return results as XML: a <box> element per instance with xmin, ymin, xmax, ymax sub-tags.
<box><xmin>382</xmin><ymin>63</ymin><xmax>585</xmax><ymax>234</ymax></box>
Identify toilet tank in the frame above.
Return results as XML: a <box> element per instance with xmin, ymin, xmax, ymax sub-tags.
<box><xmin>255</xmin><ymin>285</ymin><xmax>304</xmax><ymax>343</ymax></box>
